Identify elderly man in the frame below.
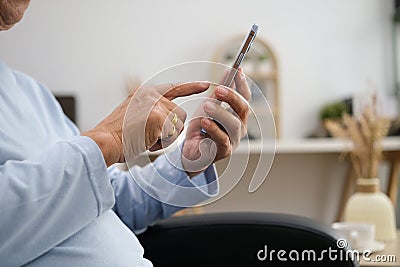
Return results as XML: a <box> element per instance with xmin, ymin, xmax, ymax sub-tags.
<box><xmin>0</xmin><ymin>1</ymin><xmax>250</xmax><ymax>266</ymax></box>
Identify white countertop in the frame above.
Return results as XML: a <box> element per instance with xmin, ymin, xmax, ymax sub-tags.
<box><xmin>234</xmin><ymin>136</ymin><xmax>400</xmax><ymax>154</ymax></box>
<box><xmin>144</xmin><ymin>136</ymin><xmax>400</xmax><ymax>156</ymax></box>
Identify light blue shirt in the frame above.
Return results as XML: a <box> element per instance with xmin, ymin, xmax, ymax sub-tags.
<box><xmin>0</xmin><ymin>59</ymin><xmax>218</xmax><ymax>267</ymax></box>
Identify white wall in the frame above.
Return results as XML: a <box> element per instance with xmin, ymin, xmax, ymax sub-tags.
<box><xmin>0</xmin><ymin>0</ymin><xmax>394</xmax><ymax>137</ymax></box>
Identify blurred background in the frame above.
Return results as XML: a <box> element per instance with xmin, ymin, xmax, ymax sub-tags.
<box><xmin>0</xmin><ymin>0</ymin><xmax>396</xmax><ymax>136</ymax></box>
<box><xmin>0</xmin><ymin>0</ymin><xmax>399</xmax><ymax>226</ymax></box>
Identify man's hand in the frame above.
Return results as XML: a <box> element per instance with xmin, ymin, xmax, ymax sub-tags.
<box><xmin>83</xmin><ymin>82</ymin><xmax>210</xmax><ymax>166</ymax></box>
<box><xmin>182</xmin><ymin>68</ymin><xmax>251</xmax><ymax>177</ymax></box>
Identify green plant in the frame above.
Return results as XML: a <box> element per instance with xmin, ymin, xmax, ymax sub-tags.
<box><xmin>225</xmin><ymin>54</ymin><xmax>234</xmax><ymax>61</ymax></box>
<box><xmin>320</xmin><ymin>102</ymin><xmax>349</xmax><ymax>121</ymax></box>
<box><xmin>258</xmin><ymin>53</ymin><xmax>268</xmax><ymax>62</ymax></box>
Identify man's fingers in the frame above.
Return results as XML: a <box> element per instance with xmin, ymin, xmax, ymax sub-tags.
<box><xmin>215</xmin><ymin>86</ymin><xmax>249</xmax><ymax>122</ymax></box>
<box><xmin>160</xmin><ymin>97</ymin><xmax>187</xmax><ymax>126</ymax></box>
<box><xmin>157</xmin><ymin>82</ymin><xmax>210</xmax><ymax>100</ymax></box>
<box><xmin>234</xmin><ymin>67</ymin><xmax>251</xmax><ymax>101</ymax></box>
<box><xmin>203</xmin><ymin>101</ymin><xmax>242</xmax><ymax>145</ymax></box>
<box><xmin>201</xmin><ymin>118</ymin><xmax>232</xmax><ymax>158</ymax></box>
<box><xmin>148</xmin><ymin>110</ymin><xmax>184</xmax><ymax>151</ymax></box>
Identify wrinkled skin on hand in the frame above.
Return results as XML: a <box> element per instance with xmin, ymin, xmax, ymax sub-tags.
<box><xmin>83</xmin><ymin>82</ymin><xmax>210</xmax><ymax>167</ymax></box>
<box><xmin>182</xmin><ymin>68</ymin><xmax>251</xmax><ymax>177</ymax></box>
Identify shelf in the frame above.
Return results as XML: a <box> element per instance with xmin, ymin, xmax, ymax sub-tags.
<box><xmin>143</xmin><ymin>137</ymin><xmax>400</xmax><ymax>157</ymax></box>
<box><xmin>233</xmin><ymin>136</ymin><xmax>400</xmax><ymax>154</ymax></box>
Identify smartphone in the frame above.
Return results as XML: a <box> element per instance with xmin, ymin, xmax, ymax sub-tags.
<box><xmin>201</xmin><ymin>23</ymin><xmax>259</xmax><ymax>134</ymax></box>
<box><xmin>221</xmin><ymin>23</ymin><xmax>259</xmax><ymax>88</ymax></box>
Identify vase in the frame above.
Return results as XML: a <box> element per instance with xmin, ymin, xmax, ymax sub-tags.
<box><xmin>344</xmin><ymin>178</ymin><xmax>397</xmax><ymax>241</ymax></box>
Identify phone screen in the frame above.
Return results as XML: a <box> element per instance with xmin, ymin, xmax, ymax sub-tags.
<box><xmin>222</xmin><ymin>23</ymin><xmax>259</xmax><ymax>88</ymax></box>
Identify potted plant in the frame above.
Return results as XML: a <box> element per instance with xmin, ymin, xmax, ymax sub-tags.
<box><xmin>320</xmin><ymin>101</ymin><xmax>349</xmax><ymax>122</ymax></box>
<box><xmin>307</xmin><ymin>100</ymin><xmax>350</xmax><ymax>138</ymax></box>
<box><xmin>325</xmin><ymin>96</ymin><xmax>396</xmax><ymax>241</ymax></box>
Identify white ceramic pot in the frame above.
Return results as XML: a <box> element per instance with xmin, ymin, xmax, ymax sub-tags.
<box><xmin>344</xmin><ymin>178</ymin><xmax>397</xmax><ymax>241</ymax></box>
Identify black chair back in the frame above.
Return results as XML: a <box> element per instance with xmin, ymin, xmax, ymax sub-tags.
<box><xmin>138</xmin><ymin>212</ymin><xmax>358</xmax><ymax>267</ymax></box>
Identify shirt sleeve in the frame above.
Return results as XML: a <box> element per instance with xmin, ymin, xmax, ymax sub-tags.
<box><xmin>0</xmin><ymin>136</ymin><xmax>115</xmax><ymax>267</ymax></box>
<box><xmin>110</xmin><ymin>146</ymin><xmax>219</xmax><ymax>234</ymax></box>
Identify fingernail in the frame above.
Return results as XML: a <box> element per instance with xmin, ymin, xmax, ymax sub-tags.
<box><xmin>200</xmin><ymin>81</ymin><xmax>210</xmax><ymax>87</ymax></box>
<box><xmin>202</xmin><ymin>118</ymin><xmax>211</xmax><ymax>127</ymax></box>
<box><xmin>204</xmin><ymin>102</ymin><xmax>216</xmax><ymax>112</ymax></box>
<box><xmin>216</xmin><ymin>86</ymin><xmax>228</xmax><ymax>96</ymax></box>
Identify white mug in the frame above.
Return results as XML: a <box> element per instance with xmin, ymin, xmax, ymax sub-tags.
<box><xmin>332</xmin><ymin>222</ymin><xmax>375</xmax><ymax>249</ymax></box>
